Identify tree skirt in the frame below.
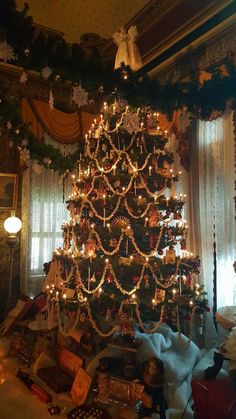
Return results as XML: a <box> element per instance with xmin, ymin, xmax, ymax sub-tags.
<box><xmin>67</xmin><ymin>404</ymin><xmax>111</xmax><ymax>419</ymax></box>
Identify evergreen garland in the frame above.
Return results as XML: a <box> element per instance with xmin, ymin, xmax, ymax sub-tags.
<box><xmin>0</xmin><ymin>1</ymin><xmax>235</xmax><ymax>173</ymax></box>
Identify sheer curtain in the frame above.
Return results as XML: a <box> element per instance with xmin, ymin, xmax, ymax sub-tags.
<box><xmin>190</xmin><ymin>111</ymin><xmax>236</xmax><ymax>309</ymax></box>
<box><xmin>22</xmin><ymin>133</ymin><xmax>75</xmax><ymax>296</ymax></box>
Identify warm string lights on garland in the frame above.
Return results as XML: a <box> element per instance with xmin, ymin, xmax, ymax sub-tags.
<box><xmin>43</xmin><ymin>100</ymin><xmax>209</xmax><ymax>344</ymax></box>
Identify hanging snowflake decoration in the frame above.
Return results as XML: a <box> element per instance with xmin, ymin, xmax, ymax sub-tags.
<box><xmin>0</xmin><ymin>40</ymin><xmax>17</xmax><ymax>63</ymax></box>
<box><xmin>122</xmin><ymin>112</ymin><xmax>140</xmax><ymax>134</ymax></box>
<box><xmin>178</xmin><ymin>108</ymin><xmax>192</xmax><ymax>133</ymax></box>
<box><xmin>20</xmin><ymin>148</ymin><xmax>30</xmax><ymax>162</ymax></box>
<box><xmin>49</xmin><ymin>89</ymin><xmax>54</xmax><ymax>110</ymax></box>
<box><xmin>20</xmin><ymin>71</ymin><xmax>28</xmax><ymax>84</ymax></box>
<box><xmin>22</xmin><ymin>138</ymin><xmax>29</xmax><ymax>147</ymax></box>
<box><xmin>72</xmin><ymin>85</ymin><xmax>88</xmax><ymax>108</ymax></box>
<box><xmin>41</xmin><ymin>66</ymin><xmax>53</xmax><ymax>80</ymax></box>
<box><xmin>26</xmin><ymin>158</ymin><xmax>32</xmax><ymax>168</ymax></box>
<box><xmin>43</xmin><ymin>157</ymin><xmax>52</xmax><ymax>166</ymax></box>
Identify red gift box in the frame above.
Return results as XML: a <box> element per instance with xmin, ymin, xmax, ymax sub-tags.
<box><xmin>191</xmin><ymin>378</ymin><xmax>236</xmax><ymax>419</ymax></box>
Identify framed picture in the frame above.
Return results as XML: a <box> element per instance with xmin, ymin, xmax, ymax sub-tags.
<box><xmin>0</xmin><ymin>173</ymin><xmax>18</xmax><ymax>209</ymax></box>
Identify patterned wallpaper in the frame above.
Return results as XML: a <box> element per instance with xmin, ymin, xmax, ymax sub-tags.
<box><xmin>16</xmin><ymin>0</ymin><xmax>150</xmax><ymax>42</ymax></box>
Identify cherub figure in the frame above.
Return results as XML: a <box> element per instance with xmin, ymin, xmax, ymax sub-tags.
<box><xmin>113</xmin><ymin>26</ymin><xmax>142</xmax><ymax>71</ymax></box>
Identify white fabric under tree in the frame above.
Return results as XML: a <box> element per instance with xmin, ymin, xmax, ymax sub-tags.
<box><xmin>21</xmin><ymin>133</ymin><xmax>76</xmax><ymax>297</ymax></box>
<box><xmin>190</xmin><ymin>111</ymin><xmax>236</xmax><ymax>311</ymax></box>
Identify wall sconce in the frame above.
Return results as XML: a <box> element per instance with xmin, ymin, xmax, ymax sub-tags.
<box><xmin>3</xmin><ymin>211</ymin><xmax>22</xmax><ymax>314</ymax></box>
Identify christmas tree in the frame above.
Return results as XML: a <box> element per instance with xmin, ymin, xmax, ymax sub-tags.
<box><xmin>50</xmin><ymin>98</ymin><xmax>208</xmax><ymax>342</ymax></box>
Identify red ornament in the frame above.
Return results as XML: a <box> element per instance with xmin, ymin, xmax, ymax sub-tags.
<box><xmin>132</xmin><ymin>275</ymin><xmax>140</xmax><ymax>283</ymax></box>
<box><xmin>184</xmin><ymin>314</ymin><xmax>191</xmax><ymax>321</ymax></box>
<box><xmin>205</xmin><ymin>306</ymin><xmax>211</xmax><ymax>312</ymax></box>
<box><xmin>107</xmin><ymin>273</ymin><xmax>114</xmax><ymax>283</ymax></box>
<box><xmin>158</xmin><ymin>249</ymin><xmax>163</xmax><ymax>255</ymax></box>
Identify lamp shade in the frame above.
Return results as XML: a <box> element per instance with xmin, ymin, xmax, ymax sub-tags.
<box><xmin>4</xmin><ymin>216</ymin><xmax>22</xmax><ymax>234</ymax></box>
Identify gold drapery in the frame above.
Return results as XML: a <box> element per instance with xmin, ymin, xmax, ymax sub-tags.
<box><xmin>21</xmin><ymin>98</ymin><xmax>95</xmax><ymax>143</ymax></box>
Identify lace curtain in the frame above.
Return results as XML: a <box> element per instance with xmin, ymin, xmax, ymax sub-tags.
<box><xmin>190</xmin><ymin>111</ymin><xmax>236</xmax><ymax>309</ymax></box>
<box><xmin>21</xmin><ymin>133</ymin><xmax>75</xmax><ymax>296</ymax></box>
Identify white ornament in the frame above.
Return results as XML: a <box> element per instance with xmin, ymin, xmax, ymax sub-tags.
<box><xmin>19</xmin><ymin>71</ymin><xmax>28</xmax><ymax>84</ymax></box>
<box><xmin>6</xmin><ymin>121</ymin><xmax>12</xmax><ymax>130</ymax></box>
<box><xmin>49</xmin><ymin>89</ymin><xmax>54</xmax><ymax>110</ymax></box>
<box><xmin>72</xmin><ymin>85</ymin><xmax>88</xmax><ymax>108</ymax></box>
<box><xmin>0</xmin><ymin>40</ymin><xmax>17</xmax><ymax>63</ymax></box>
<box><xmin>41</xmin><ymin>66</ymin><xmax>53</xmax><ymax>80</ymax></box>
<box><xmin>123</xmin><ymin>112</ymin><xmax>140</xmax><ymax>134</ymax></box>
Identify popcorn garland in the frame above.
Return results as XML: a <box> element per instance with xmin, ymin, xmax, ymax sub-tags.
<box><xmin>52</xmin><ymin>102</ymin><xmax>207</xmax><ymax>340</ymax></box>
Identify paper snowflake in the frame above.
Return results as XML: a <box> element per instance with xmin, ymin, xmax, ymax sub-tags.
<box><xmin>49</xmin><ymin>90</ymin><xmax>54</xmax><ymax>110</ymax></box>
<box><xmin>41</xmin><ymin>66</ymin><xmax>53</xmax><ymax>80</ymax></box>
<box><xmin>72</xmin><ymin>85</ymin><xmax>88</xmax><ymax>108</ymax></box>
<box><xmin>123</xmin><ymin>112</ymin><xmax>140</xmax><ymax>134</ymax></box>
<box><xmin>20</xmin><ymin>71</ymin><xmax>28</xmax><ymax>84</ymax></box>
<box><xmin>20</xmin><ymin>148</ymin><xmax>30</xmax><ymax>162</ymax></box>
<box><xmin>0</xmin><ymin>40</ymin><xmax>17</xmax><ymax>63</ymax></box>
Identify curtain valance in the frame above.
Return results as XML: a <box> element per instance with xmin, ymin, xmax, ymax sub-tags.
<box><xmin>21</xmin><ymin>98</ymin><xmax>95</xmax><ymax>144</ymax></box>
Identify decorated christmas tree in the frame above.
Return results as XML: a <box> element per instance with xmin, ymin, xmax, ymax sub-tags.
<box><xmin>48</xmin><ymin>97</ymin><xmax>208</xmax><ymax>343</ymax></box>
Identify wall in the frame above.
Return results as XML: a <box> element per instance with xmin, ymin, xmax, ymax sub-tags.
<box><xmin>0</xmin><ymin>132</ymin><xmax>21</xmax><ymax>321</ymax></box>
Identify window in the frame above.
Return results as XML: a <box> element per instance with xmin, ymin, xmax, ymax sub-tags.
<box><xmin>29</xmin><ymin>169</ymin><xmax>67</xmax><ymax>276</ymax></box>
<box><xmin>190</xmin><ymin>112</ymin><xmax>236</xmax><ymax>308</ymax></box>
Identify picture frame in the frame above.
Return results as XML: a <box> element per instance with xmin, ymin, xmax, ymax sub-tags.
<box><xmin>0</xmin><ymin>172</ymin><xmax>18</xmax><ymax>210</ymax></box>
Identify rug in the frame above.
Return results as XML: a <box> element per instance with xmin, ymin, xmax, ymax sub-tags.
<box><xmin>67</xmin><ymin>403</ymin><xmax>111</xmax><ymax>419</ymax></box>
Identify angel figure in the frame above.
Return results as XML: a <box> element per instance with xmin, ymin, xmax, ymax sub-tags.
<box><xmin>113</xmin><ymin>26</ymin><xmax>142</xmax><ymax>71</ymax></box>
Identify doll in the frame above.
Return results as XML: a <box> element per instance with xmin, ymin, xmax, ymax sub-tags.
<box><xmin>139</xmin><ymin>357</ymin><xmax>167</xmax><ymax>419</ymax></box>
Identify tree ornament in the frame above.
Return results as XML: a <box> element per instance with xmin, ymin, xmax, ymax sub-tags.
<box><xmin>21</xmin><ymin>138</ymin><xmax>28</xmax><ymax>147</ymax></box>
<box><xmin>24</xmin><ymin>48</ymin><xmax>30</xmax><ymax>56</ymax></box>
<box><xmin>122</xmin><ymin>112</ymin><xmax>140</xmax><ymax>134</ymax></box>
<box><xmin>6</xmin><ymin>121</ymin><xmax>12</xmax><ymax>130</ymax></box>
<box><xmin>72</xmin><ymin>85</ymin><xmax>88</xmax><ymax>108</ymax></box>
<box><xmin>132</xmin><ymin>275</ymin><xmax>140</xmax><ymax>283</ymax></box>
<box><xmin>0</xmin><ymin>40</ymin><xmax>17</xmax><ymax>63</ymax></box>
<box><xmin>19</xmin><ymin>71</ymin><xmax>28</xmax><ymax>84</ymax></box>
<box><xmin>109</xmin><ymin>238</ymin><xmax>118</xmax><ymax>248</ymax></box>
<box><xmin>148</xmin><ymin>209</ymin><xmax>160</xmax><ymax>227</ymax></box>
<box><xmin>41</xmin><ymin>66</ymin><xmax>53</xmax><ymax>80</ymax></box>
<box><xmin>43</xmin><ymin>157</ymin><xmax>52</xmax><ymax>166</ymax></box>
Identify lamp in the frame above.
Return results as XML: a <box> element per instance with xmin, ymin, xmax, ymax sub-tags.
<box><xmin>3</xmin><ymin>211</ymin><xmax>22</xmax><ymax>314</ymax></box>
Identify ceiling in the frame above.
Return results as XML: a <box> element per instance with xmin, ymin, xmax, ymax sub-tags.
<box><xmin>16</xmin><ymin>0</ymin><xmax>150</xmax><ymax>43</ymax></box>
